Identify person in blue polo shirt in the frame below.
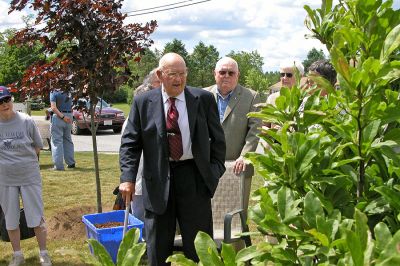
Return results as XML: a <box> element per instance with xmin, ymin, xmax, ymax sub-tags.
<box><xmin>49</xmin><ymin>89</ymin><xmax>76</xmax><ymax>170</ymax></box>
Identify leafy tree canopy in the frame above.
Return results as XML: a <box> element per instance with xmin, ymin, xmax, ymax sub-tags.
<box><xmin>302</xmin><ymin>47</ymin><xmax>326</xmax><ymax>72</ymax></box>
<box><xmin>0</xmin><ymin>28</ymin><xmax>44</xmax><ymax>93</ymax></box>
<box><xmin>227</xmin><ymin>50</ymin><xmax>264</xmax><ymax>85</ymax></box>
<box><xmin>187</xmin><ymin>41</ymin><xmax>219</xmax><ymax>87</ymax></box>
<box><xmin>162</xmin><ymin>38</ymin><xmax>189</xmax><ymax>63</ymax></box>
<box><xmin>9</xmin><ymin>0</ymin><xmax>157</xmax><ymax>101</ymax></box>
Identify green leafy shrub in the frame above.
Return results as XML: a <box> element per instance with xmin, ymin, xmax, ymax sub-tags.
<box><xmin>239</xmin><ymin>0</ymin><xmax>400</xmax><ymax>264</ymax></box>
<box><xmin>87</xmin><ymin>228</ymin><xmax>146</xmax><ymax>266</ymax></box>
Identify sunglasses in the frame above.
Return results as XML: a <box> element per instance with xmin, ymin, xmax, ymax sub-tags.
<box><xmin>280</xmin><ymin>72</ymin><xmax>293</xmax><ymax>78</ymax></box>
<box><xmin>0</xmin><ymin>97</ymin><xmax>11</xmax><ymax>105</ymax></box>
<box><xmin>218</xmin><ymin>70</ymin><xmax>236</xmax><ymax>77</ymax></box>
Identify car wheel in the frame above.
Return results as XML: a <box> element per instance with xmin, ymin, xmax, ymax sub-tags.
<box><xmin>113</xmin><ymin>127</ymin><xmax>122</xmax><ymax>134</ymax></box>
<box><xmin>71</xmin><ymin>119</ymin><xmax>82</xmax><ymax>135</ymax></box>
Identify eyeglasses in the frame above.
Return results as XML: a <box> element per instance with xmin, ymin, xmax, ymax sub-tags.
<box><xmin>0</xmin><ymin>97</ymin><xmax>11</xmax><ymax>105</ymax></box>
<box><xmin>280</xmin><ymin>72</ymin><xmax>293</xmax><ymax>78</ymax></box>
<box><xmin>162</xmin><ymin>70</ymin><xmax>187</xmax><ymax>78</ymax></box>
<box><xmin>218</xmin><ymin>70</ymin><xmax>236</xmax><ymax>77</ymax></box>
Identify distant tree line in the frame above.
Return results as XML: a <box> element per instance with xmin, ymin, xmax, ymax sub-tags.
<box><xmin>0</xmin><ymin>29</ymin><xmax>327</xmax><ymax>103</ymax></box>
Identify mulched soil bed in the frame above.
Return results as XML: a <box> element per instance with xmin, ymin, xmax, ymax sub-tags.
<box><xmin>46</xmin><ymin>205</ymin><xmax>112</xmax><ymax>240</ymax></box>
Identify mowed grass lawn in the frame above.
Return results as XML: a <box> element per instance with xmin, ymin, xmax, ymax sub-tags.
<box><xmin>0</xmin><ymin>150</ymin><xmax>265</xmax><ymax>265</ymax></box>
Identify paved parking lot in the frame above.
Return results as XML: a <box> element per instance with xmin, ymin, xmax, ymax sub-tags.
<box><xmin>32</xmin><ymin>116</ymin><xmax>121</xmax><ymax>152</ymax></box>
<box><xmin>72</xmin><ymin>130</ymin><xmax>121</xmax><ymax>152</ymax></box>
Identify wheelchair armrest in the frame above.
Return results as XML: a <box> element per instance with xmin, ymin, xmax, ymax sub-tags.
<box><xmin>223</xmin><ymin>208</ymin><xmax>252</xmax><ymax>247</ymax></box>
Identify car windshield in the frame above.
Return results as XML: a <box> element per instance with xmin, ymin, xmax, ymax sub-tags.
<box><xmin>80</xmin><ymin>98</ymin><xmax>110</xmax><ymax>109</ymax></box>
<box><xmin>95</xmin><ymin>99</ymin><xmax>110</xmax><ymax>108</ymax></box>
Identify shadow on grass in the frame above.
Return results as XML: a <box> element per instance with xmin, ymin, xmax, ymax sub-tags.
<box><xmin>0</xmin><ymin>258</ymin><xmax>90</xmax><ymax>266</ymax></box>
<box><xmin>40</xmin><ymin>164</ymin><xmax>104</xmax><ymax>173</ymax></box>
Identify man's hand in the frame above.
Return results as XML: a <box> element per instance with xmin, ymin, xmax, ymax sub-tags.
<box><xmin>64</xmin><ymin>116</ymin><xmax>72</xmax><ymax>124</ymax></box>
<box><xmin>233</xmin><ymin>156</ymin><xmax>246</xmax><ymax>175</ymax></box>
<box><xmin>119</xmin><ymin>182</ymin><xmax>135</xmax><ymax>203</ymax></box>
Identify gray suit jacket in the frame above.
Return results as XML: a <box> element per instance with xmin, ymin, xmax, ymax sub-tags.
<box><xmin>204</xmin><ymin>84</ymin><xmax>261</xmax><ymax>177</ymax></box>
<box><xmin>120</xmin><ymin>87</ymin><xmax>226</xmax><ymax>214</ymax></box>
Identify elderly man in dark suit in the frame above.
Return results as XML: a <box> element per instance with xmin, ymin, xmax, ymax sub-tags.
<box><xmin>119</xmin><ymin>53</ymin><xmax>226</xmax><ymax>265</ymax></box>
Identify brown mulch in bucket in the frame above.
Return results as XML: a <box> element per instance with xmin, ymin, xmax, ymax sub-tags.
<box><xmin>94</xmin><ymin>222</ymin><xmax>124</xmax><ymax>228</ymax></box>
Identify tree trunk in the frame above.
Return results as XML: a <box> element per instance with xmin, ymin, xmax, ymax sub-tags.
<box><xmin>90</xmin><ymin>103</ymin><xmax>102</xmax><ymax>213</ymax></box>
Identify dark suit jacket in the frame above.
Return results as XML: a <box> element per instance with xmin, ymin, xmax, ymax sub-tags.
<box><xmin>120</xmin><ymin>87</ymin><xmax>226</xmax><ymax>214</ymax></box>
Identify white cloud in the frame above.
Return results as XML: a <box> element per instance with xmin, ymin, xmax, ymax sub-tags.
<box><xmin>0</xmin><ymin>1</ymin><xmax>29</xmax><ymax>27</ymax></box>
<box><xmin>1</xmin><ymin>0</ymin><xmax>399</xmax><ymax>71</ymax></box>
<box><xmin>122</xmin><ymin>0</ymin><xmax>330</xmax><ymax>70</ymax></box>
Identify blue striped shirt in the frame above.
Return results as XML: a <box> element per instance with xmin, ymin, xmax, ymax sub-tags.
<box><xmin>216</xmin><ymin>90</ymin><xmax>233</xmax><ymax>122</ymax></box>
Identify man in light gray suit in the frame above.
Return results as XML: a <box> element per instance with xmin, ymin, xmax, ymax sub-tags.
<box><xmin>204</xmin><ymin>57</ymin><xmax>261</xmax><ymax>214</ymax></box>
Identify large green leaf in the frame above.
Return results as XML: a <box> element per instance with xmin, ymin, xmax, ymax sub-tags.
<box><xmin>362</xmin><ymin>119</ymin><xmax>380</xmax><ymax>146</ymax></box>
<box><xmin>260</xmin><ymin>218</ymin><xmax>307</xmax><ymax>237</ymax></box>
<box><xmin>220</xmin><ymin>242</ymin><xmax>236</xmax><ymax>266</ymax></box>
<box><xmin>383</xmin><ymin>128</ymin><xmax>400</xmax><ymax>144</ymax></box>
<box><xmin>87</xmin><ymin>239</ymin><xmax>115</xmax><ymax>266</ymax></box>
<box><xmin>120</xmin><ymin>243</ymin><xmax>146</xmax><ymax>266</ymax></box>
<box><xmin>117</xmin><ymin>228</ymin><xmax>139</xmax><ymax>266</ymax></box>
<box><xmin>297</xmin><ymin>137</ymin><xmax>320</xmax><ymax>175</ymax></box>
<box><xmin>375</xmin><ymin>186</ymin><xmax>400</xmax><ymax>211</ymax></box>
<box><xmin>354</xmin><ymin>209</ymin><xmax>369</xmax><ymax>255</ymax></box>
<box><xmin>364</xmin><ymin>197</ymin><xmax>391</xmax><ymax>215</ymax></box>
<box><xmin>306</xmin><ymin>228</ymin><xmax>329</xmax><ymax>247</ymax></box>
<box><xmin>304</xmin><ymin>192</ymin><xmax>324</xmax><ymax>228</ymax></box>
<box><xmin>285</xmin><ymin>153</ymin><xmax>298</xmax><ymax>185</ymax></box>
<box><xmin>316</xmin><ymin>212</ymin><xmax>340</xmax><ymax>244</ymax></box>
<box><xmin>304</xmin><ymin>5</ymin><xmax>317</xmax><ymax>27</ymax></box>
<box><xmin>280</xmin><ymin>122</ymin><xmax>291</xmax><ymax>154</ymax></box>
<box><xmin>166</xmin><ymin>254</ymin><xmax>197</xmax><ymax>266</ymax></box>
<box><xmin>377</xmin><ymin>104</ymin><xmax>400</xmax><ymax>124</ymax></box>
<box><xmin>378</xmin><ymin>256</ymin><xmax>400</xmax><ymax>266</ymax></box>
<box><xmin>374</xmin><ymin>222</ymin><xmax>392</xmax><ymax>253</ymax></box>
<box><xmin>275</xmin><ymin>90</ymin><xmax>288</xmax><ymax>110</ymax></box>
<box><xmin>346</xmin><ymin>230</ymin><xmax>364</xmax><ymax>266</ymax></box>
<box><xmin>377</xmin><ymin>229</ymin><xmax>400</xmax><ymax>263</ymax></box>
<box><xmin>371</xmin><ymin>140</ymin><xmax>397</xmax><ymax>149</ymax></box>
<box><xmin>271</xmin><ymin>246</ymin><xmax>298</xmax><ymax>263</ymax></box>
<box><xmin>277</xmin><ymin>186</ymin><xmax>301</xmax><ymax>223</ymax></box>
<box><xmin>194</xmin><ymin>231</ymin><xmax>223</xmax><ymax>266</ymax></box>
<box><xmin>330</xmin><ymin>47</ymin><xmax>351</xmax><ymax>82</ymax></box>
<box><xmin>236</xmin><ymin>245</ymin><xmax>267</xmax><ymax>263</ymax></box>
<box><xmin>331</xmin><ymin>157</ymin><xmax>362</xmax><ymax>169</ymax></box>
<box><xmin>380</xmin><ymin>24</ymin><xmax>400</xmax><ymax>62</ymax></box>
<box><xmin>248</xmin><ymin>187</ymin><xmax>280</xmax><ymax>225</ymax></box>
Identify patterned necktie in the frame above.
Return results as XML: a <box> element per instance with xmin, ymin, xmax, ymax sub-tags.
<box><xmin>166</xmin><ymin>98</ymin><xmax>183</xmax><ymax>161</ymax></box>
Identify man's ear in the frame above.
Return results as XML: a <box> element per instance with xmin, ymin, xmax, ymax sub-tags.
<box><xmin>156</xmin><ymin>69</ymin><xmax>163</xmax><ymax>81</ymax></box>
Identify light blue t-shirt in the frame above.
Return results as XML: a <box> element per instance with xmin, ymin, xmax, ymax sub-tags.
<box><xmin>0</xmin><ymin>112</ymin><xmax>43</xmax><ymax>186</ymax></box>
<box><xmin>50</xmin><ymin>90</ymin><xmax>72</xmax><ymax>112</ymax></box>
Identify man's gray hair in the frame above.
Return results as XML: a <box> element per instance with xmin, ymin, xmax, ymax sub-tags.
<box><xmin>134</xmin><ymin>68</ymin><xmax>158</xmax><ymax>96</ymax></box>
<box><xmin>215</xmin><ymin>57</ymin><xmax>239</xmax><ymax>71</ymax></box>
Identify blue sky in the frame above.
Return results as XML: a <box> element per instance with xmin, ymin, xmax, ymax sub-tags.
<box><xmin>1</xmin><ymin>0</ymin><xmax>399</xmax><ymax>71</ymax></box>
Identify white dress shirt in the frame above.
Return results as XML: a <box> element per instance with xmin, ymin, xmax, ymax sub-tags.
<box><xmin>162</xmin><ymin>87</ymin><xmax>193</xmax><ymax>160</ymax></box>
